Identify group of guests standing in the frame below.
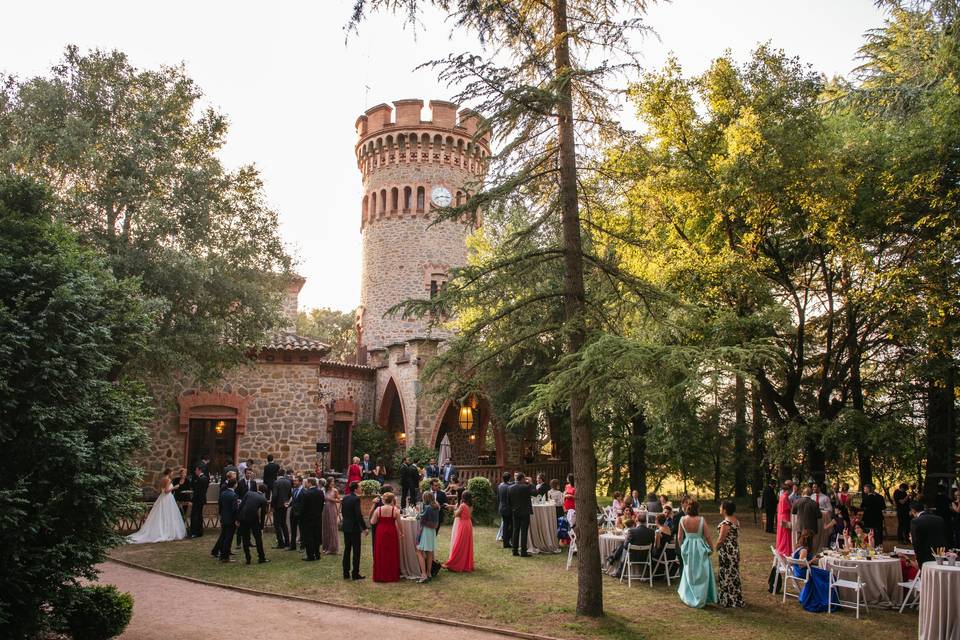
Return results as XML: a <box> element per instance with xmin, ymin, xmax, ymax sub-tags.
<box><xmin>605</xmin><ymin>493</ymin><xmax>744</xmax><ymax>609</ymax></box>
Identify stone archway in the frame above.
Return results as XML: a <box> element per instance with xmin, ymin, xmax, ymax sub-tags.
<box><xmin>430</xmin><ymin>397</ymin><xmax>503</xmax><ymax>466</ymax></box>
<box><xmin>178</xmin><ymin>391</ymin><xmax>249</xmax><ymax>472</ymax></box>
<box><xmin>377</xmin><ymin>377</ymin><xmax>407</xmax><ymax>445</ymax></box>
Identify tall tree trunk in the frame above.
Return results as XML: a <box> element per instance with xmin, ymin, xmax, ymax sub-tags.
<box><xmin>750</xmin><ymin>382</ymin><xmax>766</xmax><ymax>495</ymax></box>
<box><xmin>629</xmin><ymin>408</ymin><xmax>647</xmax><ymax>497</ymax></box>
<box><xmin>553</xmin><ymin>0</ymin><xmax>602</xmax><ymax>617</ymax></box>
<box><xmin>733</xmin><ymin>374</ymin><xmax>748</xmax><ymax>497</ymax></box>
<box><xmin>923</xmin><ymin>344</ymin><xmax>956</xmax><ymax>503</ymax></box>
<box><xmin>610</xmin><ymin>438</ymin><xmax>621</xmax><ymax>495</ymax></box>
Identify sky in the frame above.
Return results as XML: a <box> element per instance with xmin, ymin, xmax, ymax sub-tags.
<box><xmin>1</xmin><ymin>1</ymin><xmax>887</xmax><ymax>312</ymax></box>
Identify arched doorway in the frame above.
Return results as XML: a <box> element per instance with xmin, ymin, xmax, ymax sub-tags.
<box><xmin>377</xmin><ymin>378</ymin><xmax>407</xmax><ymax>445</ymax></box>
<box><xmin>432</xmin><ymin>397</ymin><xmax>500</xmax><ymax>467</ymax></box>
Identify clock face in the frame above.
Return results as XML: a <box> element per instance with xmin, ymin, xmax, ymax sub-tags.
<box><xmin>431</xmin><ymin>186</ymin><xmax>453</xmax><ymax>207</ymax></box>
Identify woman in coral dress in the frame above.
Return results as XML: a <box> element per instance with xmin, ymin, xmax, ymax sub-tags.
<box><xmin>370</xmin><ymin>492</ymin><xmax>402</xmax><ymax>582</ymax></box>
<box><xmin>346</xmin><ymin>457</ymin><xmax>363</xmax><ymax>493</ymax></box>
<box><xmin>443</xmin><ymin>491</ymin><xmax>475</xmax><ymax>573</ymax></box>
<box><xmin>775</xmin><ymin>481</ymin><xmax>793</xmax><ymax>556</ymax></box>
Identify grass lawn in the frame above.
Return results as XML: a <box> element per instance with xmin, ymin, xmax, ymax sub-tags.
<box><xmin>110</xmin><ymin>511</ymin><xmax>917</xmax><ymax>640</ymax></box>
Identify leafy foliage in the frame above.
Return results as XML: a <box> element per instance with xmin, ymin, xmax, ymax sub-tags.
<box><xmin>297</xmin><ymin>307</ymin><xmax>357</xmax><ymax>362</ymax></box>
<box><xmin>350</xmin><ymin>423</ymin><xmax>395</xmax><ymax>469</ymax></box>
<box><xmin>0</xmin><ymin>176</ymin><xmax>153</xmax><ymax>638</ymax></box>
<box><xmin>465</xmin><ymin>476</ymin><xmax>496</xmax><ymax>525</ymax></box>
<box><xmin>58</xmin><ymin>584</ymin><xmax>134</xmax><ymax>640</ymax></box>
<box><xmin>0</xmin><ymin>46</ymin><xmax>292</xmax><ymax>381</ymax></box>
<box><xmin>393</xmin><ymin>444</ymin><xmax>437</xmax><ymax>474</ymax></box>
<box><xmin>358</xmin><ymin>479</ymin><xmax>382</xmax><ymax>497</ymax></box>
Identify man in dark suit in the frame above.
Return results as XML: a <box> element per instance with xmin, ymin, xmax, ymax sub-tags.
<box><xmin>237</xmin><ymin>481</ymin><xmax>269</xmax><ymax>564</ymax></box>
<box><xmin>860</xmin><ymin>483</ymin><xmax>887</xmax><ymax>545</ymax></box>
<box><xmin>235</xmin><ymin>468</ymin><xmax>254</xmax><ymax>548</ymax></box>
<box><xmin>534</xmin><ymin>473</ymin><xmax>549</xmax><ymax>497</ymax></box>
<box><xmin>761</xmin><ymin>479</ymin><xmax>778</xmax><ymax>534</ymax></box>
<box><xmin>791</xmin><ymin>487</ymin><xmax>822</xmax><ymax>554</ymax></box>
<box><xmin>288</xmin><ymin>475</ymin><xmax>305</xmax><ymax>551</ymax></box>
<box><xmin>189</xmin><ymin>465</ymin><xmax>209</xmax><ymax>538</ymax></box>
<box><xmin>909</xmin><ymin>501</ymin><xmax>947</xmax><ymax>566</ymax></box>
<box><xmin>508</xmin><ymin>472</ymin><xmax>534</xmax><ymax>557</ymax></box>
<box><xmin>399</xmin><ymin>457</ymin><xmax>420</xmax><ymax>509</ymax></box>
<box><xmin>196</xmin><ymin>454</ymin><xmax>210</xmax><ymax>476</ymax></box>
<box><xmin>497</xmin><ymin>472</ymin><xmax>513</xmax><ymax>549</ymax></box>
<box><xmin>611</xmin><ymin>520</ymin><xmax>656</xmax><ymax>574</ymax></box>
<box><xmin>262</xmin><ymin>454</ymin><xmax>280</xmax><ymax>502</ymax></box>
<box><xmin>424</xmin><ymin>459</ymin><xmax>440</xmax><ymax>480</ymax></box>
<box><xmin>429</xmin><ymin>479</ymin><xmax>448</xmax><ymax>534</ymax></box>
<box><xmin>300</xmin><ymin>477</ymin><xmax>325</xmax><ymax>561</ymax></box>
<box><xmin>341</xmin><ymin>481</ymin><xmax>368</xmax><ymax>580</ymax></box>
<box><xmin>271</xmin><ymin>469</ymin><xmax>292</xmax><ymax>549</ymax></box>
<box><xmin>216</xmin><ymin>479</ymin><xmax>239</xmax><ymax>562</ymax></box>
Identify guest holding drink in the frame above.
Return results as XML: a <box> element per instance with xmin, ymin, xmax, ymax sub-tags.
<box><xmin>443</xmin><ymin>491</ymin><xmax>475</xmax><ymax>573</ymax></box>
<box><xmin>775</xmin><ymin>480</ymin><xmax>794</xmax><ymax>556</ymax></box>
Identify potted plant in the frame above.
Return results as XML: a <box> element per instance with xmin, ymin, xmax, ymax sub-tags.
<box><xmin>358</xmin><ymin>479</ymin><xmax>381</xmax><ymax>522</ymax></box>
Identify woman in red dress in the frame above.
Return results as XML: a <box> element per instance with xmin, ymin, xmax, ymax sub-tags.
<box><xmin>346</xmin><ymin>457</ymin><xmax>363</xmax><ymax>493</ymax></box>
<box><xmin>443</xmin><ymin>491</ymin><xmax>475</xmax><ymax>573</ymax></box>
<box><xmin>370</xmin><ymin>491</ymin><xmax>402</xmax><ymax>582</ymax></box>
<box><xmin>563</xmin><ymin>473</ymin><xmax>576</xmax><ymax>513</ymax></box>
<box><xmin>775</xmin><ymin>480</ymin><xmax>793</xmax><ymax>556</ymax></box>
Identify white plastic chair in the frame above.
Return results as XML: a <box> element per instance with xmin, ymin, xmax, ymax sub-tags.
<box><xmin>898</xmin><ymin>574</ymin><xmax>921</xmax><ymax>613</ymax></box>
<box><xmin>619</xmin><ymin>544</ymin><xmax>653</xmax><ymax>587</ymax></box>
<box><xmin>828</xmin><ymin>559</ymin><xmax>869</xmax><ymax>619</ymax></box>
<box><xmin>565</xmin><ymin>528</ymin><xmax>577</xmax><ymax>570</ymax></box>
<box><xmin>782</xmin><ymin>554</ymin><xmax>811</xmax><ymax>603</ymax></box>
<box><xmin>653</xmin><ymin>542</ymin><xmax>681</xmax><ymax>585</ymax></box>
<box><xmin>769</xmin><ymin>546</ymin><xmax>787</xmax><ymax>595</ymax></box>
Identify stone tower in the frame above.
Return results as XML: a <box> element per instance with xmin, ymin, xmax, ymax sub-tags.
<box><xmin>355</xmin><ymin>99</ymin><xmax>489</xmax><ymax>446</ymax></box>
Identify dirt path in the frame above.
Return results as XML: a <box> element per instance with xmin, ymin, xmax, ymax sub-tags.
<box><xmin>96</xmin><ymin>562</ymin><xmax>517</xmax><ymax>640</ymax></box>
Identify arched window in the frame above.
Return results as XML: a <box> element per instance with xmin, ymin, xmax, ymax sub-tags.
<box><xmin>416</xmin><ymin>186</ymin><xmax>425</xmax><ymax>211</ymax></box>
<box><xmin>380</xmin><ymin>189</ymin><xmax>387</xmax><ymax>213</ymax></box>
<box><xmin>370</xmin><ymin>192</ymin><xmax>377</xmax><ymax>215</ymax></box>
<box><xmin>403</xmin><ymin>186</ymin><xmax>412</xmax><ymax>211</ymax></box>
<box><xmin>362</xmin><ymin>195</ymin><xmax>369</xmax><ymax>220</ymax></box>
<box><xmin>398</xmin><ymin>133</ymin><xmax>406</xmax><ymax>151</ymax></box>
<box><xmin>391</xmin><ymin>187</ymin><xmax>399</xmax><ymax>211</ymax></box>
<box><xmin>455</xmin><ymin>191</ymin><xmax>463</xmax><ymax>207</ymax></box>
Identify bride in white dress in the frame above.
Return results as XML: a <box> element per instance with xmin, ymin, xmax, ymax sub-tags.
<box><xmin>128</xmin><ymin>468</ymin><xmax>188</xmax><ymax>544</ymax></box>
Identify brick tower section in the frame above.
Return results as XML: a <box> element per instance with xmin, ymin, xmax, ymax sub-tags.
<box><xmin>355</xmin><ymin>99</ymin><xmax>489</xmax><ymax>448</ymax></box>
<box><xmin>355</xmin><ymin>99</ymin><xmax>489</xmax><ymax>353</ymax></box>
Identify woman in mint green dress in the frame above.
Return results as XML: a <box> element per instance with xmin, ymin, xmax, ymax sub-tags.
<box><xmin>677</xmin><ymin>500</ymin><xmax>718</xmax><ymax>608</ymax></box>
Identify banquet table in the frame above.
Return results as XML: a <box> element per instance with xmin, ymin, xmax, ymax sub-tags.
<box><xmin>818</xmin><ymin>555</ymin><xmax>902</xmax><ymax>607</ymax></box>
<box><xmin>398</xmin><ymin>517</ymin><xmax>426</xmax><ymax>580</ymax></box>
<box><xmin>530</xmin><ymin>503</ymin><xmax>560</xmax><ymax>553</ymax></box>
<box><xmin>791</xmin><ymin>512</ymin><xmax>832</xmax><ymax>552</ymax></box>
<box><xmin>919</xmin><ymin>560</ymin><xmax>960</xmax><ymax>640</ymax></box>
<box><xmin>599</xmin><ymin>532</ymin><xmax>625</xmax><ymax>577</ymax></box>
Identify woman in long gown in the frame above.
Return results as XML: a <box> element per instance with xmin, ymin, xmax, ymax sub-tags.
<box><xmin>676</xmin><ymin>500</ymin><xmax>717</xmax><ymax>608</ymax></box>
<box><xmin>716</xmin><ymin>501</ymin><xmax>744</xmax><ymax>608</ymax></box>
<box><xmin>128</xmin><ymin>468</ymin><xmax>188</xmax><ymax>544</ymax></box>
<box><xmin>775</xmin><ymin>481</ymin><xmax>793</xmax><ymax>556</ymax></box>
<box><xmin>443</xmin><ymin>491</ymin><xmax>475</xmax><ymax>573</ymax></box>
<box><xmin>370</xmin><ymin>491</ymin><xmax>402</xmax><ymax>582</ymax></box>
<box><xmin>346</xmin><ymin>457</ymin><xmax>363</xmax><ymax>493</ymax></box>
<box><xmin>793</xmin><ymin>529</ymin><xmax>837</xmax><ymax>612</ymax></box>
<box><xmin>322</xmin><ymin>479</ymin><xmax>341</xmax><ymax>554</ymax></box>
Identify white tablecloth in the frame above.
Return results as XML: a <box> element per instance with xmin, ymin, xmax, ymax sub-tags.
<box><xmin>599</xmin><ymin>533</ymin><xmax>625</xmax><ymax>576</ymax></box>
<box><xmin>818</xmin><ymin>555</ymin><xmax>902</xmax><ymax>607</ymax></box>
<box><xmin>530</xmin><ymin>503</ymin><xmax>560</xmax><ymax>553</ymax></box>
<box><xmin>398</xmin><ymin>517</ymin><xmax>426</xmax><ymax>580</ymax></box>
<box><xmin>919</xmin><ymin>561</ymin><xmax>960</xmax><ymax>640</ymax></box>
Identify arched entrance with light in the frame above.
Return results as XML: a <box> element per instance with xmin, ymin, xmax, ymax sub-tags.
<box><xmin>432</xmin><ymin>396</ymin><xmax>501</xmax><ymax>468</ymax></box>
<box><xmin>377</xmin><ymin>378</ymin><xmax>407</xmax><ymax>446</ymax></box>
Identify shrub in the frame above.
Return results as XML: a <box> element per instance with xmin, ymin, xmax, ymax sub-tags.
<box><xmin>351</xmin><ymin>423</ymin><xmax>395</xmax><ymax>470</ymax></box>
<box><xmin>393</xmin><ymin>443</ymin><xmax>437</xmax><ymax>474</ymax></box>
<box><xmin>60</xmin><ymin>585</ymin><xmax>133</xmax><ymax>640</ymax></box>
<box><xmin>466</xmin><ymin>477</ymin><xmax>496</xmax><ymax>524</ymax></box>
<box><xmin>358</xmin><ymin>479</ymin><xmax>382</xmax><ymax>496</ymax></box>
<box><xmin>419</xmin><ymin>478</ymin><xmax>433</xmax><ymax>495</ymax></box>
<box><xmin>0</xmin><ymin>178</ymin><xmax>153</xmax><ymax>637</ymax></box>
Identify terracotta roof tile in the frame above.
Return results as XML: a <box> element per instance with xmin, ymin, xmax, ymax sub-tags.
<box><xmin>264</xmin><ymin>332</ymin><xmax>331</xmax><ymax>354</ymax></box>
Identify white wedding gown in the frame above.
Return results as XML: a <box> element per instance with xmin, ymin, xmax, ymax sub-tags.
<box><xmin>127</xmin><ymin>488</ymin><xmax>187</xmax><ymax>544</ymax></box>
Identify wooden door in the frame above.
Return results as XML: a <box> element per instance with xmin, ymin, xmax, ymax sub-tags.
<box><xmin>188</xmin><ymin>418</ymin><xmax>237</xmax><ymax>475</ymax></box>
<box><xmin>331</xmin><ymin>421</ymin><xmax>351</xmax><ymax>472</ymax></box>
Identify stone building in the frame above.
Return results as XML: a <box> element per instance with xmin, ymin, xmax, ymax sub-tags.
<box><xmin>135</xmin><ymin>99</ymin><xmax>569</xmax><ymax>485</ymax></box>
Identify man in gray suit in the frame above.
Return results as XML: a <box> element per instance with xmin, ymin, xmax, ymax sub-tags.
<box><xmin>792</xmin><ymin>486</ymin><xmax>823</xmax><ymax>554</ymax></box>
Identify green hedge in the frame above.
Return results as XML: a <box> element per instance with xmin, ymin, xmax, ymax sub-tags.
<box><xmin>466</xmin><ymin>477</ymin><xmax>496</xmax><ymax>525</ymax></box>
<box><xmin>60</xmin><ymin>585</ymin><xmax>133</xmax><ymax>640</ymax></box>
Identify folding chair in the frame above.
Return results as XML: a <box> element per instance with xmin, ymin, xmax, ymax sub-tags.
<box><xmin>652</xmin><ymin>542</ymin><xmax>681</xmax><ymax>586</ymax></box>
<box><xmin>566</xmin><ymin>529</ymin><xmax>578</xmax><ymax>570</ymax></box>
<box><xmin>828</xmin><ymin>559</ymin><xmax>869</xmax><ymax>619</ymax></box>
<box><xmin>769</xmin><ymin>546</ymin><xmax>787</xmax><ymax>595</ymax></box>
<box><xmin>620</xmin><ymin>544</ymin><xmax>653</xmax><ymax>587</ymax></box>
<box><xmin>782</xmin><ymin>554</ymin><xmax>810</xmax><ymax>603</ymax></box>
<box><xmin>898</xmin><ymin>574</ymin><xmax>921</xmax><ymax>613</ymax></box>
